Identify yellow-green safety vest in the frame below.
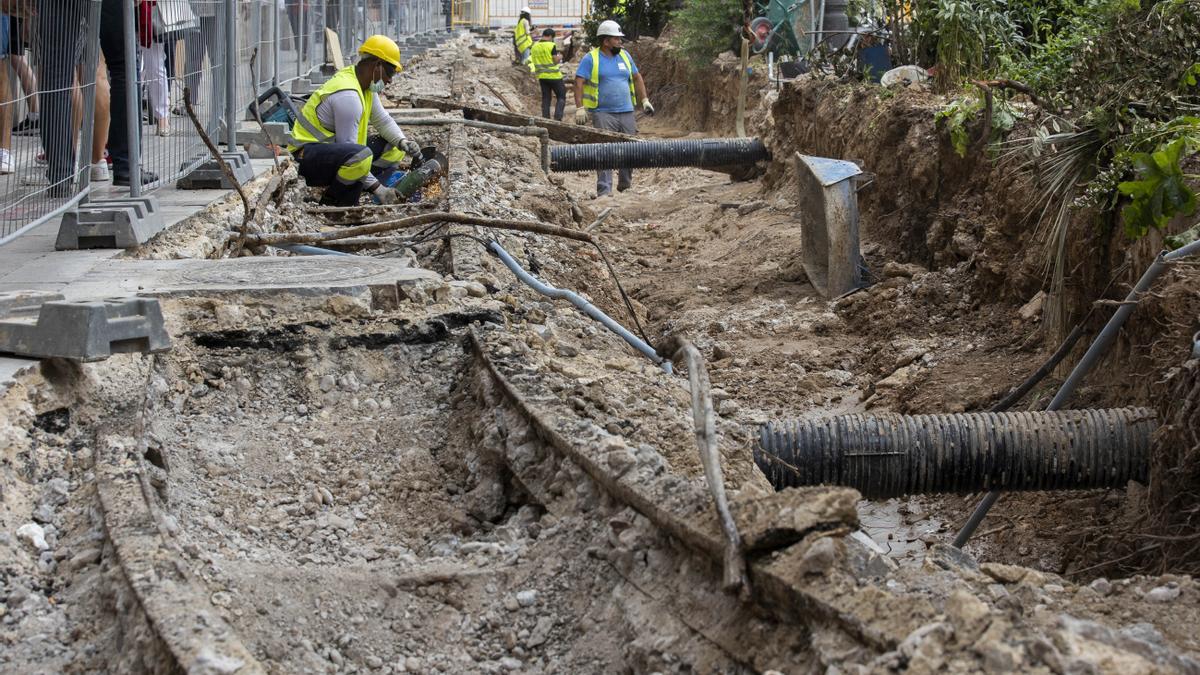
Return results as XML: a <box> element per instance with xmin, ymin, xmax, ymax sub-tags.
<box><xmin>514</xmin><ymin>18</ymin><xmax>533</xmax><ymax>52</ymax></box>
<box><xmin>580</xmin><ymin>48</ymin><xmax>634</xmax><ymax>110</ymax></box>
<box><xmin>290</xmin><ymin>65</ymin><xmax>372</xmax><ymax>148</ymax></box>
<box><xmin>529</xmin><ymin>41</ymin><xmax>562</xmax><ymax>80</ymax></box>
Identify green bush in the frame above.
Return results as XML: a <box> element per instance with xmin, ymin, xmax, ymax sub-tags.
<box><xmin>930</xmin><ymin>0</ymin><xmax>1026</xmax><ymax>88</ymax></box>
<box><xmin>582</xmin><ymin>0</ymin><xmax>675</xmax><ymax>43</ymax></box>
<box><xmin>667</xmin><ymin>0</ymin><xmax>744</xmax><ymax>66</ymax></box>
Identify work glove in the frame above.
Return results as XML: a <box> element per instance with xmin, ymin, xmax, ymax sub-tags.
<box><xmin>574</xmin><ymin>107</ymin><xmax>589</xmax><ymax>125</ymax></box>
<box><xmin>401</xmin><ymin>139</ymin><xmax>421</xmax><ymax>157</ymax></box>
<box><xmin>642</xmin><ymin>99</ymin><xmax>655</xmax><ymax>115</ymax></box>
<box><xmin>372</xmin><ymin>186</ymin><xmax>399</xmax><ymax>205</ymax></box>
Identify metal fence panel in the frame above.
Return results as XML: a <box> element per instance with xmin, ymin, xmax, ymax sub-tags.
<box><xmin>0</xmin><ymin>0</ymin><xmax>102</xmax><ymax>245</ymax></box>
<box><xmin>133</xmin><ymin>0</ymin><xmax>228</xmax><ymax>193</ymax></box>
<box><xmin>0</xmin><ymin>0</ymin><xmax>458</xmax><ymax>248</ymax></box>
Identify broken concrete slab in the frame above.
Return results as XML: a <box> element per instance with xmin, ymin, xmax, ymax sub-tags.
<box><xmin>57</xmin><ymin>256</ymin><xmax>441</xmax><ymax>302</ymax></box>
<box><xmin>732</xmin><ymin>486</ymin><xmax>860</xmax><ymax>552</ymax></box>
<box><xmin>0</xmin><ymin>297</ymin><xmax>171</xmax><ymax>361</ymax></box>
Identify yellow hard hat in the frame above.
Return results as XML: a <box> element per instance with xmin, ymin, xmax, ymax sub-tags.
<box><xmin>359</xmin><ymin>34</ymin><xmax>402</xmax><ymax>69</ymax></box>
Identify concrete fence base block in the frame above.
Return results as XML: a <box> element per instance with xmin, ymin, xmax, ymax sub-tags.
<box><xmin>290</xmin><ymin>77</ymin><xmax>320</xmax><ymax>95</ymax></box>
<box><xmin>176</xmin><ymin>150</ymin><xmax>255</xmax><ymax>190</ymax></box>
<box><xmin>0</xmin><ymin>297</ymin><xmax>171</xmax><ymax>361</ymax></box>
<box><xmin>291</xmin><ymin>67</ymin><xmax>336</xmax><ymax>93</ymax></box>
<box><xmin>55</xmin><ymin>196</ymin><xmax>165</xmax><ymax>250</ymax></box>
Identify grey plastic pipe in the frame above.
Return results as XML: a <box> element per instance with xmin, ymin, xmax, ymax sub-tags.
<box><xmin>955</xmin><ymin>235</ymin><xmax>1200</xmax><ymax>547</ymax></box>
<box><xmin>396</xmin><ymin>117</ymin><xmax>550</xmax><ymax>172</ymax></box>
<box><xmin>275</xmin><ymin>243</ymin><xmax>357</xmax><ymax>257</ymax></box>
<box><xmin>488</xmin><ymin>241</ymin><xmax>670</xmax><ymax>373</ymax></box>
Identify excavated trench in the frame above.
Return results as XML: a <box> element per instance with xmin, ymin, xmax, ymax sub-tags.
<box><xmin>3</xmin><ymin>29</ymin><xmax>1200</xmax><ymax>675</ymax></box>
<box><xmin>94</xmin><ymin>299</ymin><xmax>785</xmax><ymax>673</ymax></box>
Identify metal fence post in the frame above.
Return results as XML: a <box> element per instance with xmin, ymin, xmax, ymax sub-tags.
<box><xmin>298</xmin><ymin>0</ymin><xmax>306</xmax><ymax>79</ymax></box>
<box><xmin>225</xmin><ymin>0</ymin><xmax>238</xmax><ymax>147</ymax></box>
<box><xmin>360</xmin><ymin>0</ymin><xmax>367</xmax><ymax>44</ymax></box>
<box><xmin>272</xmin><ymin>0</ymin><xmax>281</xmax><ymax>85</ymax></box>
<box><xmin>340</xmin><ymin>0</ymin><xmax>350</xmax><ymax>52</ymax></box>
<box><xmin>122</xmin><ymin>0</ymin><xmax>142</xmax><ymax>196</ymax></box>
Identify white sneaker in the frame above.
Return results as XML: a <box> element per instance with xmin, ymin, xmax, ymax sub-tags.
<box><xmin>0</xmin><ymin>150</ymin><xmax>12</xmax><ymax>175</ymax></box>
<box><xmin>90</xmin><ymin>162</ymin><xmax>110</xmax><ymax>182</ymax></box>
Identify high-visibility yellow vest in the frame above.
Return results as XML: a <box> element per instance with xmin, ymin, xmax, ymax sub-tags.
<box><xmin>580</xmin><ymin>48</ymin><xmax>634</xmax><ymax>110</ymax></box>
<box><xmin>530</xmin><ymin>41</ymin><xmax>562</xmax><ymax>80</ymax></box>
<box><xmin>290</xmin><ymin>65</ymin><xmax>372</xmax><ymax>147</ymax></box>
<box><xmin>514</xmin><ymin>18</ymin><xmax>533</xmax><ymax>52</ymax></box>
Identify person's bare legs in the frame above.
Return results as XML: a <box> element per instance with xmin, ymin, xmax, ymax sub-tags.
<box><xmin>10</xmin><ymin>55</ymin><xmax>37</xmax><ymax>116</ymax></box>
<box><xmin>0</xmin><ymin>60</ymin><xmax>13</xmax><ymax>173</ymax></box>
<box><xmin>93</xmin><ymin>59</ymin><xmax>109</xmax><ymax>165</ymax></box>
<box><xmin>68</xmin><ymin>58</ymin><xmax>111</xmax><ymax>179</ymax></box>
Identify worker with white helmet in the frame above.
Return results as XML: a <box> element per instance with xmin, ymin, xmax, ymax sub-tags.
<box><xmin>574</xmin><ymin>19</ymin><xmax>652</xmax><ymax>198</ymax></box>
<box><xmin>514</xmin><ymin>7</ymin><xmax>534</xmax><ymax>65</ymax></box>
<box><xmin>288</xmin><ymin>35</ymin><xmax>422</xmax><ymax>206</ymax></box>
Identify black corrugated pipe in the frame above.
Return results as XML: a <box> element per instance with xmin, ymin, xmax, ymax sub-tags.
<box><xmin>755</xmin><ymin>409</ymin><xmax>1155</xmax><ymax>498</ymax></box>
<box><xmin>550</xmin><ymin>138</ymin><xmax>770</xmax><ymax>172</ymax></box>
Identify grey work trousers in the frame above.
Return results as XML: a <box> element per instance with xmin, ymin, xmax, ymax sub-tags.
<box><xmin>592</xmin><ymin>110</ymin><xmax>636</xmax><ymax>196</ymax></box>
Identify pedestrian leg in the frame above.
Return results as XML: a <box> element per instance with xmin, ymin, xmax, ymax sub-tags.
<box><xmin>614</xmin><ymin>111</ymin><xmax>637</xmax><ymax>191</ymax></box>
<box><xmin>539</xmin><ymin>80</ymin><xmax>552</xmax><ymax>119</ymax></box>
<box><xmin>592</xmin><ymin>110</ymin><xmax>621</xmax><ymax>196</ymax></box>
<box><xmin>92</xmin><ymin>61</ymin><xmax>110</xmax><ymax>169</ymax></box>
<box><xmin>552</xmin><ymin>79</ymin><xmax>566</xmax><ymax>121</ymax></box>
<box><xmin>38</xmin><ymin>0</ymin><xmax>86</xmax><ymax>192</ymax></box>
<box><xmin>100</xmin><ymin>0</ymin><xmax>134</xmax><ymax>177</ymax></box>
<box><xmin>141</xmin><ymin>42</ymin><xmax>170</xmax><ymax>135</ymax></box>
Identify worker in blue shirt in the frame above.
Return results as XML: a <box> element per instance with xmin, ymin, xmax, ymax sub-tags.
<box><xmin>573</xmin><ymin>20</ymin><xmax>653</xmax><ymax>198</ymax></box>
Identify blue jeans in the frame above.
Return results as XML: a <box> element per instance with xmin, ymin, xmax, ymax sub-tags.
<box><xmin>592</xmin><ymin>111</ymin><xmax>636</xmax><ymax>196</ymax></box>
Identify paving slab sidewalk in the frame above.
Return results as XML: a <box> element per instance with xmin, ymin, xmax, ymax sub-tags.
<box><xmin>0</xmin><ymin>158</ymin><xmax>278</xmax><ymax>392</ymax></box>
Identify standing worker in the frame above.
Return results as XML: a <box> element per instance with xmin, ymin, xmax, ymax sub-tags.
<box><xmin>530</xmin><ymin>28</ymin><xmax>565</xmax><ymax>121</ymax></box>
<box><xmin>288</xmin><ymin>35</ymin><xmax>422</xmax><ymax>206</ymax></box>
<box><xmin>513</xmin><ymin>7</ymin><xmax>533</xmax><ymax>65</ymax></box>
<box><xmin>573</xmin><ymin>20</ymin><xmax>653</xmax><ymax>198</ymax></box>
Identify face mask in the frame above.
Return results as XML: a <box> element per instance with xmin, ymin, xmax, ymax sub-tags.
<box><xmin>369</xmin><ymin>66</ymin><xmax>386</xmax><ymax>93</ymax></box>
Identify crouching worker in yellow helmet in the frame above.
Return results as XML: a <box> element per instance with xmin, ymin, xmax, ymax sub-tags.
<box><xmin>288</xmin><ymin>35</ymin><xmax>421</xmax><ymax>206</ymax></box>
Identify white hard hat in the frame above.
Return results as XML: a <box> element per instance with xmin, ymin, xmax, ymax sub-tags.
<box><xmin>520</xmin><ymin>6</ymin><xmax>531</xmax><ymax>13</ymax></box>
<box><xmin>596</xmin><ymin>20</ymin><xmax>624</xmax><ymax>37</ymax></box>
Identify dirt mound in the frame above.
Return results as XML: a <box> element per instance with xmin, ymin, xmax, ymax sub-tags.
<box><xmin>628</xmin><ymin>38</ymin><xmax>761</xmax><ymax>136</ymax></box>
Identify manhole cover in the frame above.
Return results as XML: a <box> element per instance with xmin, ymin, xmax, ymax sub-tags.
<box><xmin>176</xmin><ymin>258</ymin><xmax>393</xmax><ymax>286</ymax></box>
